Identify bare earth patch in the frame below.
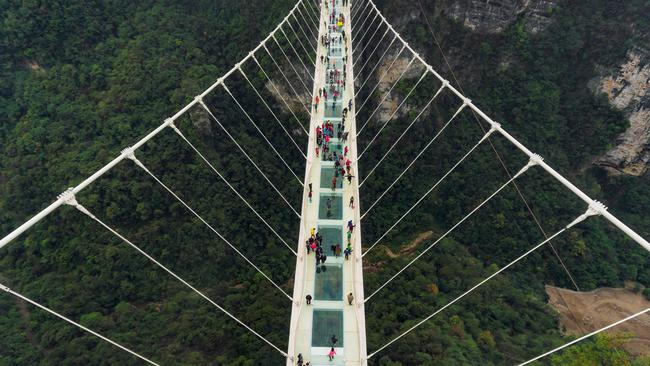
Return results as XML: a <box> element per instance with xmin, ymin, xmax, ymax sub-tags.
<box><xmin>546</xmin><ymin>285</ymin><xmax>650</xmax><ymax>356</ymax></box>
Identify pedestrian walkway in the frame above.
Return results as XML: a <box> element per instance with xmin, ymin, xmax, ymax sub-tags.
<box><xmin>287</xmin><ymin>0</ymin><xmax>367</xmax><ymax>365</ymax></box>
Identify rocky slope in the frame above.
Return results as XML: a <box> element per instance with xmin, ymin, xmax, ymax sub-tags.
<box><xmin>446</xmin><ymin>0</ymin><xmax>558</xmax><ymax>34</ymax></box>
<box><xmin>595</xmin><ymin>48</ymin><xmax>650</xmax><ymax>176</ymax></box>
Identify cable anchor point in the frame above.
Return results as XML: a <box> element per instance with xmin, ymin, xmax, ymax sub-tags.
<box><xmin>58</xmin><ymin>188</ymin><xmax>78</xmax><ymax>207</ymax></box>
<box><xmin>527</xmin><ymin>153</ymin><xmax>544</xmax><ymax>168</ymax></box>
<box><xmin>120</xmin><ymin>147</ymin><xmax>136</xmax><ymax>161</ymax></box>
<box><xmin>588</xmin><ymin>200</ymin><xmax>608</xmax><ymax>217</ymax></box>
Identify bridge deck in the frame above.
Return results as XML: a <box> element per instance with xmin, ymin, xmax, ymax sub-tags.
<box><xmin>287</xmin><ymin>0</ymin><xmax>367</xmax><ymax>364</ymax></box>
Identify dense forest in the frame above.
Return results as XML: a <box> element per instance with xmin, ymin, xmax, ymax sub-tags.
<box><xmin>1</xmin><ymin>0</ymin><xmax>649</xmax><ymax>365</ymax></box>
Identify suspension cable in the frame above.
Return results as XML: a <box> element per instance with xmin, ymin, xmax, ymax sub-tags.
<box><xmin>352</xmin><ymin>0</ymin><xmax>369</xmax><ymax>21</ymax></box>
<box><xmin>368</xmin><ymin>205</ymin><xmax>599</xmax><ymax>359</ymax></box>
<box><xmin>360</xmin><ymin>83</ymin><xmax>446</xmax><ymax>187</ymax></box>
<box><xmin>222</xmin><ymin>83</ymin><xmax>304</xmax><ymax>185</ymax></box>
<box><xmin>280</xmin><ymin>27</ymin><xmax>314</xmax><ymax>75</ymax></box>
<box><xmin>353</xmin><ymin>12</ymin><xmax>380</xmax><ymax>55</ymax></box>
<box><xmin>66</xmin><ymin>194</ymin><xmax>293</xmax><ymax>357</ymax></box>
<box><xmin>294</xmin><ymin>9</ymin><xmax>316</xmax><ymax>46</ymax></box>
<box><xmin>301</xmin><ymin>0</ymin><xmax>320</xmax><ymax>26</ymax></box>
<box><xmin>296</xmin><ymin>2</ymin><xmax>316</xmax><ymax>32</ymax></box>
<box><xmin>353</xmin><ymin>23</ymin><xmax>387</xmax><ymax>69</ymax></box>
<box><xmin>356</xmin><ymin>43</ymin><xmax>406</xmax><ymax>101</ymax></box>
<box><xmin>358</xmin><ymin>70</ymin><xmax>428</xmax><ymax>159</ymax></box>
<box><xmin>519</xmin><ymin>307</ymin><xmax>650</xmax><ymax>366</ymax></box>
<box><xmin>118</xmin><ymin>153</ymin><xmax>295</xmax><ymax>301</ymax></box>
<box><xmin>360</xmin><ymin>100</ymin><xmax>467</xmax><ymax>219</ymax></box>
<box><xmin>286</xmin><ymin>19</ymin><xmax>316</xmax><ymax>65</ymax></box>
<box><xmin>238</xmin><ymin>68</ymin><xmax>306</xmax><ymax>159</ymax></box>
<box><xmin>354</xmin><ymin>31</ymin><xmax>394</xmax><ymax>82</ymax></box>
<box><xmin>357</xmin><ymin>55</ymin><xmax>417</xmax><ymax>134</ymax></box>
<box><xmin>199</xmin><ymin>99</ymin><xmax>301</xmax><ymax>217</ymax></box>
<box><xmin>354</xmin><ymin>37</ymin><xmax>394</xmax><ymax>94</ymax></box>
<box><xmin>352</xmin><ymin>4</ymin><xmax>375</xmax><ymax>44</ymax></box>
<box><xmin>169</xmin><ymin>123</ymin><xmax>298</xmax><ymax>255</ymax></box>
<box><xmin>399</xmin><ymin>0</ymin><xmax>589</xmax><ymax>287</ymax></box>
<box><xmin>252</xmin><ymin>55</ymin><xmax>308</xmax><ymax>135</ymax></box>
<box><xmin>292</xmin><ymin>12</ymin><xmax>317</xmax><ymax>52</ymax></box>
<box><xmin>365</xmin><ymin>157</ymin><xmax>538</xmax><ymax>301</ymax></box>
<box><xmin>273</xmin><ymin>33</ymin><xmax>312</xmax><ymax>92</ymax></box>
<box><xmin>263</xmin><ymin>44</ymin><xmax>311</xmax><ymax>114</ymax></box>
<box><xmin>0</xmin><ymin>282</ymin><xmax>160</xmax><ymax>365</ymax></box>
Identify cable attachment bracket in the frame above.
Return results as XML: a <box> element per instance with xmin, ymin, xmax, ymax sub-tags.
<box><xmin>566</xmin><ymin>201</ymin><xmax>606</xmax><ymax>229</ymax></box>
<box><xmin>588</xmin><ymin>200</ymin><xmax>608</xmax><ymax>217</ymax></box>
<box><xmin>58</xmin><ymin>188</ymin><xmax>95</xmax><ymax>219</ymax></box>
<box><xmin>527</xmin><ymin>153</ymin><xmax>544</xmax><ymax>168</ymax></box>
<box><xmin>121</xmin><ymin>146</ymin><xmax>146</xmax><ymax>172</ymax></box>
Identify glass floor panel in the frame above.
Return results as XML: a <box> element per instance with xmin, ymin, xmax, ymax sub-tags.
<box><xmin>319</xmin><ymin>193</ymin><xmax>343</xmax><ymax>220</ymax></box>
<box><xmin>320</xmin><ymin>166</ymin><xmax>344</xmax><ymax>189</ymax></box>
<box><xmin>327</xmin><ymin>58</ymin><xmax>343</xmax><ymax>69</ymax></box>
<box><xmin>324</xmin><ymin>101</ymin><xmax>343</xmax><ymax>118</ymax></box>
<box><xmin>318</xmin><ymin>225</ymin><xmax>343</xmax><ymax>253</ymax></box>
<box><xmin>321</xmin><ymin>142</ymin><xmax>343</xmax><ymax>161</ymax></box>
<box><xmin>329</xmin><ymin>47</ymin><xmax>343</xmax><ymax>57</ymax></box>
<box><xmin>312</xmin><ymin>310</ymin><xmax>344</xmax><ymax>347</ymax></box>
<box><xmin>314</xmin><ymin>263</ymin><xmax>343</xmax><ymax>300</ymax></box>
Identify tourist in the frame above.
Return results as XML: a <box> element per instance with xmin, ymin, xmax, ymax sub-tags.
<box><xmin>305</xmin><ymin>295</ymin><xmax>312</xmax><ymax>305</ymax></box>
<box><xmin>347</xmin><ymin>292</ymin><xmax>354</xmax><ymax>305</ymax></box>
<box><xmin>328</xmin><ymin>347</ymin><xmax>336</xmax><ymax>361</ymax></box>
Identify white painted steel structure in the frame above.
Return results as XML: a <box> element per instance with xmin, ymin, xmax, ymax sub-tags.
<box><xmin>0</xmin><ymin>0</ymin><xmax>649</xmax><ymax>364</ymax></box>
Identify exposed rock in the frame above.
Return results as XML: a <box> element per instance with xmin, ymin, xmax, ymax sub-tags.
<box><xmin>595</xmin><ymin>50</ymin><xmax>650</xmax><ymax>176</ymax></box>
<box><xmin>265</xmin><ymin>67</ymin><xmax>311</xmax><ymax>136</ymax></box>
<box><xmin>189</xmin><ymin>107</ymin><xmax>214</xmax><ymax>136</ymax></box>
<box><xmin>370</xmin><ymin>50</ymin><xmax>426</xmax><ymax>123</ymax></box>
<box><xmin>546</xmin><ymin>285</ymin><xmax>650</xmax><ymax>357</ymax></box>
<box><xmin>446</xmin><ymin>0</ymin><xmax>557</xmax><ymax>34</ymax></box>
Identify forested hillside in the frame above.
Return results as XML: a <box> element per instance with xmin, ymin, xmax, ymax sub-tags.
<box><xmin>356</xmin><ymin>0</ymin><xmax>650</xmax><ymax>364</ymax></box>
<box><xmin>1</xmin><ymin>0</ymin><xmax>649</xmax><ymax>365</ymax></box>
<box><xmin>1</xmin><ymin>1</ymin><xmax>304</xmax><ymax>365</ymax></box>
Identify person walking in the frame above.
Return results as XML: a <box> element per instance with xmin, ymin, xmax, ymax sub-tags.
<box><xmin>347</xmin><ymin>220</ymin><xmax>355</xmax><ymax>232</ymax></box>
<box><xmin>331</xmin><ymin>175</ymin><xmax>337</xmax><ymax>190</ymax></box>
<box><xmin>328</xmin><ymin>347</ymin><xmax>336</xmax><ymax>361</ymax></box>
<box><xmin>305</xmin><ymin>295</ymin><xmax>312</xmax><ymax>305</ymax></box>
<box><xmin>344</xmin><ymin>245</ymin><xmax>352</xmax><ymax>260</ymax></box>
<box><xmin>308</xmin><ymin>189</ymin><xmax>313</xmax><ymax>204</ymax></box>
<box><xmin>331</xmin><ymin>335</ymin><xmax>338</xmax><ymax>346</ymax></box>
<box><xmin>349</xmin><ymin>196</ymin><xmax>354</xmax><ymax>208</ymax></box>
<box><xmin>347</xmin><ymin>292</ymin><xmax>354</xmax><ymax>305</ymax></box>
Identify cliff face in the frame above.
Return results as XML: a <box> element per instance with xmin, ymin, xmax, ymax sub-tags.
<box><xmin>446</xmin><ymin>0</ymin><xmax>558</xmax><ymax>34</ymax></box>
<box><xmin>595</xmin><ymin>49</ymin><xmax>650</xmax><ymax>176</ymax></box>
<box><xmin>371</xmin><ymin>51</ymin><xmax>426</xmax><ymax>122</ymax></box>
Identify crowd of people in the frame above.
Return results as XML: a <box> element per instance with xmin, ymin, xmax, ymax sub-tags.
<box><xmin>298</xmin><ymin>0</ymin><xmax>360</xmax><ymax>364</ymax></box>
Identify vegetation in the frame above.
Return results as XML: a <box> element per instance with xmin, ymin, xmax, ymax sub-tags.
<box><xmin>0</xmin><ymin>0</ymin><xmax>648</xmax><ymax>365</ymax></box>
<box><xmin>356</xmin><ymin>0</ymin><xmax>650</xmax><ymax>364</ymax></box>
